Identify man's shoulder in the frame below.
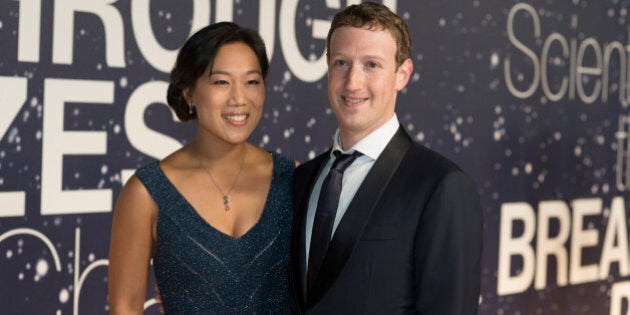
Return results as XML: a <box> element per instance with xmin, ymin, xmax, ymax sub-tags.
<box><xmin>401</xmin><ymin>142</ymin><xmax>480</xmax><ymax>200</ymax></box>
<box><xmin>401</xmin><ymin>141</ymin><xmax>470</xmax><ymax>181</ymax></box>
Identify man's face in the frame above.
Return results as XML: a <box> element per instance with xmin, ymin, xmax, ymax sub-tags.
<box><xmin>327</xmin><ymin>26</ymin><xmax>412</xmax><ymax>146</ymax></box>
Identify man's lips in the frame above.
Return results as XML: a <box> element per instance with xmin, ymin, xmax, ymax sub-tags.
<box><xmin>342</xmin><ymin>96</ymin><xmax>368</xmax><ymax>105</ymax></box>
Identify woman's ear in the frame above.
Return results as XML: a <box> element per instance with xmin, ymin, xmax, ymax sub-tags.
<box><xmin>183</xmin><ymin>88</ymin><xmax>193</xmax><ymax>104</ymax></box>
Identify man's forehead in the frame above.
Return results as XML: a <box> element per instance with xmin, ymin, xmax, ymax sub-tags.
<box><xmin>330</xmin><ymin>26</ymin><xmax>395</xmax><ymax>41</ymax></box>
<box><xmin>329</xmin><ymin>27</ymin><xmax>397</xmax><ymax>54</ymax></box>
<box><xmin>332</xmin><ymin>24</ymin><xmax>390</xmax><ymax>35</ymax></box>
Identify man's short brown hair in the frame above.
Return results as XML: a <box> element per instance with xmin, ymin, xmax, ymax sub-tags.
<box><xmin>326</xmin><ymin>2</ymin><xmax>412</xmax><ymax>68</ymax></box>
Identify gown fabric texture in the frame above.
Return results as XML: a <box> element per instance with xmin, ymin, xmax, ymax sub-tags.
<box><xmin>135</xmin><ymin>152</ymin><xmax>295</xmax><ymax>314</ymax></box>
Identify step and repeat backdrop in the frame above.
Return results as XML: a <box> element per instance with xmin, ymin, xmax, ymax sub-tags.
<box><xmin>1</xmin><ymin>0</ymin><xmax>629</xmax><ymax>314</ymax></box>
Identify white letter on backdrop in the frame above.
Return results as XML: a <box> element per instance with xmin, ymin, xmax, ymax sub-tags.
<box><xmin>53</xmin><ymin>0</ymin><xmax>125</xmax><ymax>67</ymax></box>
<box><xmin>497</xmin><ymin>202</ymin><xmax>536</xmax><ymax>295</ymax></box>
<box><xmin>41</xmin><ymin>79</ymin><xmax>113</xmax><ymax>215</ymax></box>
<box><xmin>131</xmin><ymin>0</ymin><xmax>210</xmax><ymax>73</ymax></box>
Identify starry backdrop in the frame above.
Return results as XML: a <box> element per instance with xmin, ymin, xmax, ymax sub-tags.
<box><xmin>1</xmin><ymin>0</ymin><xmax>629</xmax><ymax>314</ymax></box>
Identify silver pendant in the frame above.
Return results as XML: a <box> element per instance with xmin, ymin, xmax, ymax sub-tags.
<box><xmin>223</xmin><ymin>195</ymin><xmax>230</xmax><ymax>211</ymax></box>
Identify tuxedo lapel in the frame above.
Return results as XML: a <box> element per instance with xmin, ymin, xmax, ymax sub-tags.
<box><xmin>306</xmin><ymin>127</ymin><xmax>413</xmax><ymax>307</ymax></box>
<box><xmin>291</xmin><ymin>151</ymin><xmax>331</xmax><ymax>307</ymax></box>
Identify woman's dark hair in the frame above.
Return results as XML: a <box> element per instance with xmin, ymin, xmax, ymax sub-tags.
<box><xmin>167</xmin><ymin>22</ymin><xmax>269</xmax><ymax>121</ymax></box>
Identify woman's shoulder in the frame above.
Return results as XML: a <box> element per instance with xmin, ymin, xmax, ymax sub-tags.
<box><xmin>264</xmin><ymin>151</ymin><xmax>297</xmax><ymax>168</ymax></box>
<box><xmin>159</xmin><ymin>144</ymin><xmax>194</xmax><ymax>170</ymax></box>
<box><xmin>116</xmin><ymin>174</ymin><xmax>158</xmax><ymax>218</ymax></box>
<box><xmin>156</xmin><ymin>144</ymin><xmax>200</xmax><ymax>182</ymax></box>
<box><xmin>244</xmin><ymin>145</ymin><xmax>295</xmax><ymax>177</ymax></box>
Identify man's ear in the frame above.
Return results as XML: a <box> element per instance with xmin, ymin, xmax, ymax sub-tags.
<box><xmin>395</xmin><ymin>58</ymin><xmax>413</xmax><ymax>91</ymax></box>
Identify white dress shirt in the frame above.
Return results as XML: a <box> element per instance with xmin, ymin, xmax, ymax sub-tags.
<box><xmin>305</xmin><ymin>114</ymin><xmax>401</xmax><ymax>261</ymax></box>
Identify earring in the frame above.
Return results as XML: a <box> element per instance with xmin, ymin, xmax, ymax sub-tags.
<box><xmin>188</xmin><ymin>103</ymin><xmax>194</xmax><ymax>115</ymax></box>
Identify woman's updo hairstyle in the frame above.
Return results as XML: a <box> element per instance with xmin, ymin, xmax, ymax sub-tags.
<box><xmin>166</xmin><ymin>22</ymin><xmax>269</xmax><ymax>121</ymax></box>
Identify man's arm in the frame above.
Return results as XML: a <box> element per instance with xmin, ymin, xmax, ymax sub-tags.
<box><xmin>414</xmin><ymin>171</ymin><xmax>483</xmax><ymax>315</ymax></box>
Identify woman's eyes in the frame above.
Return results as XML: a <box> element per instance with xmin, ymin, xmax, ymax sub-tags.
<box><xmin>246</xmin><ymin>80</ymin><xmax>261</xmax><ymax>85</ymax></box>
<box><xmin>211</xmin><ymin>79</ymin><xmax>261</xmax><ymax>85</ymax></box>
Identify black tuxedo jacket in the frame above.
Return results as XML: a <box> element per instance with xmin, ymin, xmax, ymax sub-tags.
<box><xmin>290</xmin><ymin>127</ymin><xmax>483</xmax><ymax>314</ymax></box>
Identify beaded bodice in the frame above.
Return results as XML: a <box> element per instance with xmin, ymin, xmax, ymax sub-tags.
<box><xmin>135</xmin><ymin>152</ymin><xmax>295</xmax><ymax>314</ymax></box>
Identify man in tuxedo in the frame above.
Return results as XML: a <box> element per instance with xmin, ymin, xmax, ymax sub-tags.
<box><xmin>290</xmin><ymin>2</ymin><xmax>483</xmax><ymax>314</ymax></box>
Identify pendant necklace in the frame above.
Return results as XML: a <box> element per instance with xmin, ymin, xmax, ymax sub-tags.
<box><xmin>196</xmin><ymin>144</ymin><xmax>246</xmax><ymax>211</ymax></box>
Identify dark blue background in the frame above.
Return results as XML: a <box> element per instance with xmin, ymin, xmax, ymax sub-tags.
<box><xmin>1</xmin><ymin>1</ymin><xmax>628</xmax><ymax>313</ymax></box>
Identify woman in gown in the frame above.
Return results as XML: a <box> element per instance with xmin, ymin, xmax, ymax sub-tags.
<box><xmin>108</xmin><ymin>22</ymin><xmax>295</xmax><ymax>314</ymax></box>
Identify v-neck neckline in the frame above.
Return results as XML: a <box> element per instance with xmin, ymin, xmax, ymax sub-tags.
<box><xmin>155</xmin><ymin>152</ymin><xmax>276</xmax><ymax>241</ymax></box>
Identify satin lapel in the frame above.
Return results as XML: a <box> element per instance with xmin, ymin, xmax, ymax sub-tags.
<box><xmin>306</xmin><ymin>127</ymin><xmax>413</xmax><ymax>307</ymax></box>
<box><xmin>291</xmin><ymin>150</ymin><xmax>331</xmax><ymax>307</ymax></box>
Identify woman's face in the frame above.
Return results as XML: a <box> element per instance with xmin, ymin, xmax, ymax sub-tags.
<box><xmin>186</xmin><ymin>42</ymin><xmax>265</xmax><ymax>145</ymax></box>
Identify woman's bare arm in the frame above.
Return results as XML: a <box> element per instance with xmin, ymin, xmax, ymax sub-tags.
<box><xmin>108</xmin><ymin>176</ymin><xmax>158</xmax><ymax>314</ymax></box>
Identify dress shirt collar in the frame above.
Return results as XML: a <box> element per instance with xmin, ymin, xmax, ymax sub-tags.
<box><xmin>331</xmin><ymin>114</ymin><xmax>400</xmax><ymax>161</ymax></box>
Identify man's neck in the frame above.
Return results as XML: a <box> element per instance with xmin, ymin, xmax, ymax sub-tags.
<box><xmin>338</xmin><ymin>118</ymin><xmax>394</xmax><ymax>151</ymax></box>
